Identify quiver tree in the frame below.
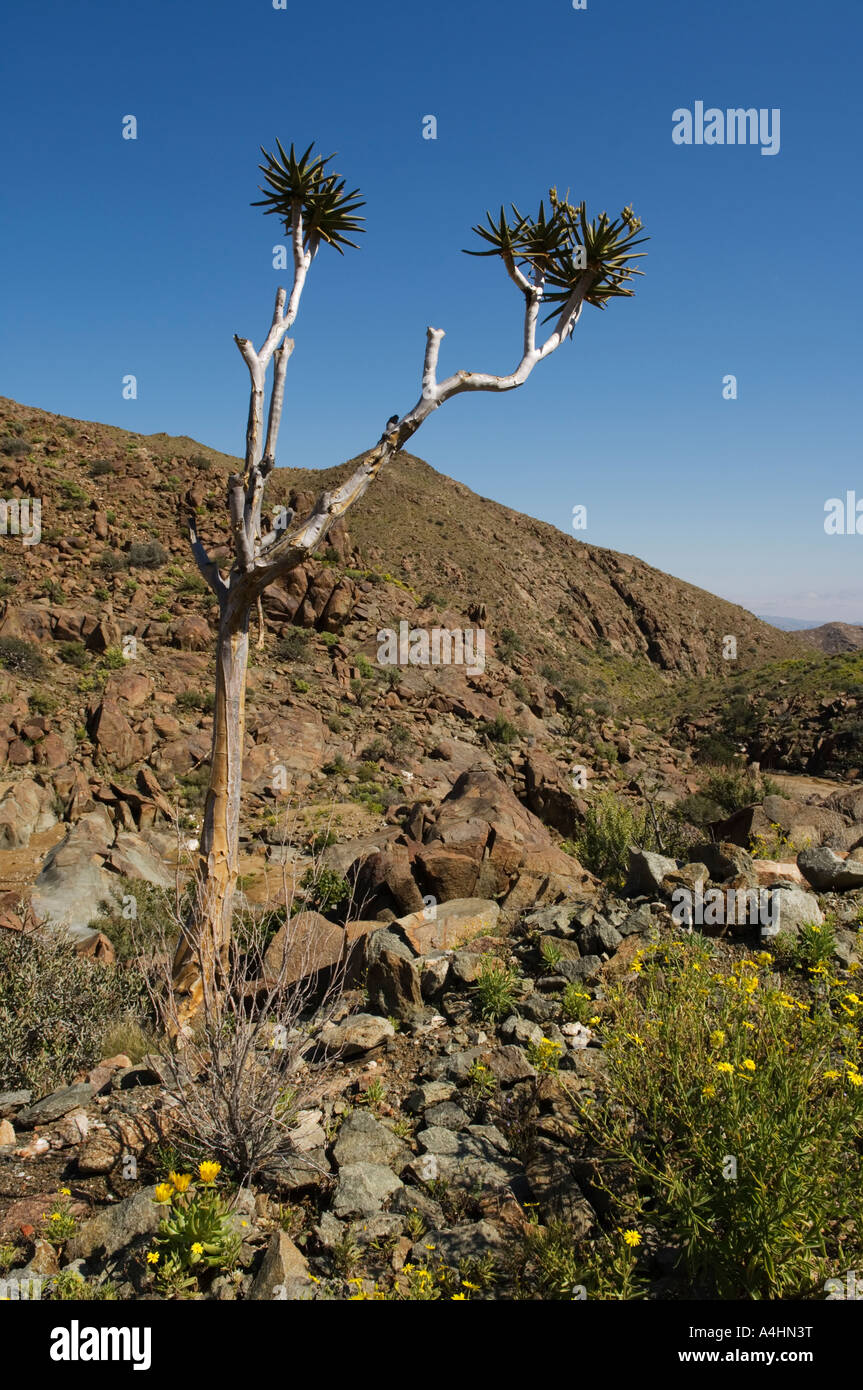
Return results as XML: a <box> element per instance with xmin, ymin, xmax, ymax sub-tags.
<box><xmin>171</xmin><ymin>141</ymin><xmax>647</xmax><ymax>1026</ymax></box>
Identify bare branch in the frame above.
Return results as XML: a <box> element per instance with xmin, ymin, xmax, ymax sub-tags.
<box><xmin>248</xmin><ymin>440</ymin><xmax>396</xmax><ymax>595</ymax></box>
<box><xmin>422</xmin><ymin>327</ymin><xmax>445</xmax><ymax>398</ymax></box>
<box><xmin>187</xmin><ymin>515</ymin><xmax>227</xmax><ymax>602</ymax></box>
<box><xmin>246</xmin><ymin>269</ymin><xmax>600</xmax><ymax>595</ymax></box>
<box><xmin>264</xmin><ymin>339</ymin><xmax>293</xmax><ymax>463</ymax></box>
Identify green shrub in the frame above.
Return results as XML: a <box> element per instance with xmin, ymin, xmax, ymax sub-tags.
<box><xmin>693</xmin><ymin>732</ymin><xmax>738</xmax><ymax>766</ymax></box>
<box><xmin>151</xmin><ymin>1165</ymin><xmax>241</xmax><ymax>1294</ymax></box>
<box><xmin>323</xmin><ymin>754</ymin><xmax>350</xmax><ymax>777</ymax></box>
<box><xmin>89</xmin><ymin>458</ymin><xmax>115</xmax><ymax>477</ymax></box>
<box><xmin>276</xmin><ymin>628</ymin><xmax>311</xmax><ymax>661</ymax></box>
<box><xmin>699</xmin><ymin>765</ymin><xmax>778</xmax><ymax>816</ymax></box>
<box><xmin>29</xmin><ymin>690</ymin><xmax>58</xmax><ymax>715</ymax></box>
<box><xmin>177</xmin><ymin>573</ymin><xmax>208</xmax><ymax>595</ymax></box>
<box><xmin>498</xmin><ymin>627</ymin><xmax>524</xmax><ymax>663</ymax></box>
<box><xmin>128</xmin><ymin>539</ymin><xmax>168</xmax><ymax>570</ymax></box>
<box><xmin>560</xmin><ymin>983</ymin><xmax>593</xmax><ymax>1025</ymax></box>
<box><xmin>87</xmin><ymin>878</ymin><xmax>174</xmax><ymax>962</ymax></box>
<box><xmin>573</xmin><ymin>792</ymin><xmax>654</xmax><ymax>891</ymax></box>
<box><xmin>676</xmin><ymin>791</ymin><xmax>724</xmax><ymax>828</ymax></box>
<box><xmin>176</xmin><ymin>689</ymin><xmax>215</xmax><ymax>713</ymax></box>
<box><xmin>0</xmin><ymin>927</ymin><xmax>150</xmax><ymax>1095</ymax></box>
<box><xmin>300</xmin><ymin>866</ymin><xmax>351</xmax><ymax>914</ymax></box>
<box><xmin>0</xmin><ymin>436</ymin><xmax>29</xmax><ymax>456</ymax></box>
<box><xmin>98</xmin><ymin>548</ymin><xmax>129</xmax><ymax>572</ymax></box>
<box><xmin>57</xmin><ymin>479</ymin><xmax>90</xmax><ymax>510</ymax></box>
<box><xmin>46</xmin><ymin>1271</ymin><xmax>119</xmax><ymax>1301</ymax></box>
<box><xmin>472</xmin><ymin>957</ymin><xmax>519</xmax><ymax>1022</ymax></box>
<box><xmin>785</xmin><ymin>919</ymin><xmax>837</xmax><ymax>974</ymax></box>
<box><xmin>0</xmin><ymin>636</ymin><xmax>45</xmax><ymax>679</ymax></box>
<box><xmin>480</xmin><ymin>714</ymin><xmax>518</xmax><ymax>745</ymax></box>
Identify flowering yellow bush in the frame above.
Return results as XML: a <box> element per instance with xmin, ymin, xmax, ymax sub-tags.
<box><xmin>574</xmin><ymin>937</ymin><xmax>863</xmax><ymax>1298</ymax></box>
<box><xmin>150</xmin><ymin>1162</ymin><xmax>239</xmax><ymax>1294</ymax></box>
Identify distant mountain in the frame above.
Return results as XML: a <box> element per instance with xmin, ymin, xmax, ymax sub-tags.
<box><xmin>756</xmin><ymin>615</ymin><xmax>835</xmax><ymax>631</ymax></box>
<box><xmin>793</xmin><ymin>623</ymin><xmax>863</xmax><ymax>655</ymax></box>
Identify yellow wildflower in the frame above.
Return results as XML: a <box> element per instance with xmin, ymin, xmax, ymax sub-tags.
<box><xmin>146</xmin><ymin>1251</ymin><xmax>160</xmax><ymax>1265</ymax></box>
<box><xmin>740</xmin><ymin>1058</ymin><xmax>756</xmax><ymax>1072</ymax></box>
<box><xmin>198</xmin><ymin>1161</ymin><xmax>221</xmax><ymax>1185</ymax></box>
<box><xmin>169</xmin><ymin>1172</ymin><xmax>192</xmax><ymax>1193</ymax></box>
<box><xmin>154</xmin><ymin>1183</ymin><xmax>174</xmax><ymax>1205</ymax></box>
<box><xmin>190</xmin><ymin>1242</ymin><xmax>204</xmax><ymax>1258</ymax></box>
<box><xmin>623</xmin><ymin>1230</ymin><xmax>642</xmax><ymax>1247</ymax></box>
<box><xmin>701</xmin><ymin>1084</ymin><xmax>716</xmax><ymax>1099</ymax></box>
<box><xmin>715</xmin><ymin>1061</ymin><xmax>734</xmax><ymax>1074</ymax></box>
<box><xmin>710</xmin><ymin>1029</ymin><xmax>726</xmax><ymax>1048</ymax></box>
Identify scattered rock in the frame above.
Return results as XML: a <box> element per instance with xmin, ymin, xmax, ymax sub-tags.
<box><xmin>320</xmin><ymin>1013</ymin><xmax>396</xmax><ymax>1057</ymax></box>
<box><xmin>64</xmin><ymin>1188</ymin><xmax>161</xmax><ymax>1262</ymax></box>
<box><xmin>16</xmin><ymin>1083</ymin><xmax>95</xmax><ymax>1130</ymax></box>
<box><xmin>332</xmin><ymin>1110</ymin><xmax>410</xmax><ymax>1172</ymax></box>
<box><xmin>332</xmin><ymin>1163</ymin><xmax>403</xmax><ymax>1217</ymax></box>
<box><xmin>247</xmin><ymin>1230</ymin><xmax>310</xmax><ymax>1300</ymax></box>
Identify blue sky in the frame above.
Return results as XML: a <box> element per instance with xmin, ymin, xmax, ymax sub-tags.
<box><xmin>2</xmin><ymin>0</ymin><xmax>860</xmax><ymax>622</ymax></box>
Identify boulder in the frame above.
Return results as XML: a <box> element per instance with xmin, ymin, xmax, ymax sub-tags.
<box><xmin>31</xmin><ymin>809</ymin><xmax>117</xmax><ymax>938</ymax></box>
<box><xmin>0</xmin><ymin>779</ymin><xmax>57</xmax><ymax>848</ymax></box>
<box><xmin>170</xmin><ymin>615</ymin><xmax>212</xmax><ymax>651</ymax></box>
<box><xmin>625</xmin><ymin>847</ymin><xmax>679</xmax><ymax>895</ymax></box>
<box><xmin>261</xmin><ymin>912</ymin><xmax>373</xmax><ymax>987</ymax></box>
<box><xmin>771</xmin><ymin>884</ymin><xmax>824</xmax><ymax>936</ymax></box>
<box><xmin>352</xmin><ymin>842</ymin><xmax>426</xmax><ymax>917</ymax></box>
<box><xmin>16</xmin><ymin>1083</ymin><xmax>95</xmax><ymax>1130</ymax></box>
<box><xmin>797</xmin><ymin>847</ymin><xmax>863</xmax><ymax>893</ymax></box>
<box><xmin>88</xmin><ymin>699</ymin><xmax>144</xmax><ymax>770</ymax></box>
<box><xmin>395</xmin><ymin>898</ymin><xmax>501</xmax><ymax>954</ymax></box>
<box><xmin>522</xmin><ymin>750</ymin><xmax>583</xmax><ymax>837</ymax></box>
<box><xmin>416</xmin><ymin>769</ymin><xmax>595</xmax><ymax>908</ymax></box>
<box><xmin>366</xmin><ymin>948</ymin><xmax>425</xmax><ymax>1023</ymax></box>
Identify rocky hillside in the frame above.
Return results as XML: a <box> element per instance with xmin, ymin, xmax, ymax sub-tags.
<box><xmin>3</xmin><ymin>397</ymin><xmax>863</xmax><ymax>1304</ymax></box>
<box><xmin>0</xmin><ymin>394</ymin><xmax>858</xmax><ymax>934</ymax></box>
